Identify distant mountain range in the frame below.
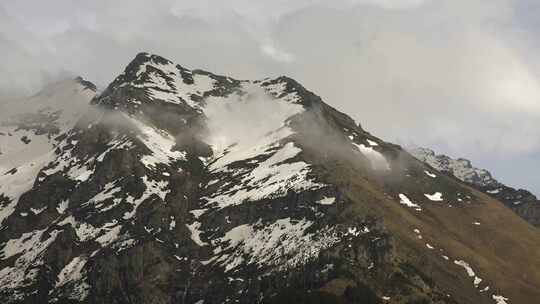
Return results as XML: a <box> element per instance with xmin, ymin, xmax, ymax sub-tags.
<box><xmin>0</xmin><ymin>52</ymin><xmax>538</xmax><ymax>304</ymax></box>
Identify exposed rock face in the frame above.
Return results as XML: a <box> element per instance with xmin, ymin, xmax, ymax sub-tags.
<box><xmin>409</xmin><ymin>148</ymin><xmax>499</xmax><ymax>188</ymax></box>
<box><xmin>1</xmin><ymin>53</ymin><xmax>539</xmax><ymax>304</ymax></box>
<box><xmin>411</xmin><ymin>147</ymin><xmax>540</xmax><ymax>227</ymax></box>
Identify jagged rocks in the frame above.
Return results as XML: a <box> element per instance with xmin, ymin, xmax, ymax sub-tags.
<box><xmin>411</xmin><ymin>147</ymin><xmax>540</xmax><ymax>227</ymax></box>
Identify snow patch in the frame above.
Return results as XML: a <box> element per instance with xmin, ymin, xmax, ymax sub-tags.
<box><xmin>55</xmin><ymin>256</ymin><xmax>88</xmax><ymax>288</ymax></box>
<box><xmin>424</xmin><ymin>170</ymin><xmax>437</xmax><ymax>178</ymax></box>
<box><xmin>169</xmin><ymin>216</ymin><xmax>176</xmax><ymax>230</ymax></box>
<box><xmin>30</xmin><ymin>206</ymin><xmax>47</xmax><ymax>215</ymax></box>
<box><xmin>424</xmin><ymin>192</ymin><xmax>443</xmax><ymax>201</ymax></box>
<box><xmin>316</xmin><ymin>196</ymin><xmax>336</xmax><ymax>205</ymax></box>
<box><xmin>366</xmin><ymin>139</ymin><xmax>379</xmax><ymax>146</ymax></box>
<box><xmin>186</xmin><ymin>222</ymin><xmax>207</xmax><ymax>246</ymax></box>
<box><xmin>492</xmin><ymin>295</ymin><xmax>509</xmax><ymax>304</ymax></box>
<box><xmin>56</xmin><ymin>200</ymin><xmax>69</xmax><ymax>214</ymax></box>
<box><xmin>127</xmin><ymin>116</ymin><xmax>186</xmax><ymax>169</ymax></box>
<box><xmin>0</xmin><ymin>151</ymin><xmax>55</xmax><ymax>226</ymax></box>
<box><xmin>454</xmin><ymin>260</ymin><xmax>475</xmax><ymax>277</ymax></box>
<box><xmin>206</xmin><ymin>218</ymin><xmax>340</xmax><ymax>272</ymax></box>
<box><xmin>454</xmin><ymin>259</ymin><xmax>483</xmax><ymax>288</ymax></box>
<box><xmin>399</xmin><ymin>194</ymin><xmax>421</xmax><ymax>210</ymax></box>
<box><xmin>0</xmin><ymin>228</ymin><xmax>61</xmax><ymax>292</ymax></box>
<box><xmin>205</xmin><ymin>142</ymin><xmax>323</xmax><ymax>210</ymax></box>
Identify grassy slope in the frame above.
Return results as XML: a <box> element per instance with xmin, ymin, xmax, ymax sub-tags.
<box><xmin>326</xmin><ymin>150</ymin><xmax>540</xmax><ymax>303</ymax></box>
<box><xmin>293</xmin><ymin>103</ymin><xmax>540</xmax><ymax>303</ymax></box>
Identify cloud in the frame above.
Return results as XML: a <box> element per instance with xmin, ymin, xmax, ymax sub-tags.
<box><xmin>0</xmin><ymin>0</ymin><xmax>539</xmax><ymax>194</ymax></box>
<box><xmin>260</xmin><ymin>40</ymin><xmax>295</xmax><ymax>62</ymax></box>
<box><xmin>350</xmin><ymin>0</ymin><xmax>426</xmax><ymax>9</ymax></box>
<box><xmin>203</xmin><ymin>85</ymin><xmax>301</xmax><ymax>151</ymax></box>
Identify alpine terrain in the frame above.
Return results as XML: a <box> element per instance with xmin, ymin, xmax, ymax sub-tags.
<box><xmin>411</xmin><ymin>148</ymin><xmax>540</xmax><ymax>227</ymax></box>
<box><xmin>1</xmin><ymin>53</ymin><xmax>539</xmax><ymax>304</ymax></box>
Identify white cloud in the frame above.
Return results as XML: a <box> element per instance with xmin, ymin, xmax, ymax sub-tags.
<box><xmin>260</xmin><ymin>40</ymin><xmax>295</xmax><ymax>62</ymax></box>
<box><xmin>203</xmin><ymin>85</ymin><xmax>301</xmax><ymax>150</ymax></box>
<box><xmin>349</xmin><ymin>0</ymin><xmax>426</xmax><ymax>9</ymax></box>
<box><xmin>0</xmin><ymin>0</ymin><xmax>539</xmax><ymax>193</ymax></box>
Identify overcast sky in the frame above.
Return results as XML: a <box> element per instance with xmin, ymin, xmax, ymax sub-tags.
<box><xmin>1</xmin><ymin>0</ymin><xmax>539</xmax><ymax>195</ymax></box>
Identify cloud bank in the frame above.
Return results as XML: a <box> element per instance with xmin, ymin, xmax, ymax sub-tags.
<box><xmin>0</xmin><ymin>0</ymin><xmax>539</xmax><ymax>194</ymax></box>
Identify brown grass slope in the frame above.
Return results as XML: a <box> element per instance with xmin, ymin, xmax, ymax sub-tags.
<box><xmin>292</xmin><ymin>101</ymin><xmax>540</xmax><ymax>304</ymax></box>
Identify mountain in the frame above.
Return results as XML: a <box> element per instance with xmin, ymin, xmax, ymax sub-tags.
<box><xmin>1</xmin><ymin>52</ymin><xmax>539</xmax><ymax>304</ymax></box>
<box><xmin>410</xmin><ymin>147</ymin><xmax>540</xmax><ymax>227</ymax></box>
<box><xmin>0</xmin><ymin>77</ymin><xmax>96</xmax><ymax>169</ymax></box>
<box><xmin>0</xmin><ymin>77</ymin><xmax>96</xmax><ymax>226</ymax></box>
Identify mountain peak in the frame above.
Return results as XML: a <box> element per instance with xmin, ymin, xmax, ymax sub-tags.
<box><xmin>2</xmin><ymin>53</ymin><xmax>540</xmax><ymax>304</ymax></box>
<box><xmin>133</xmin><ymin>51</ymin><xmax>173</xmax><ymax>64</ymax></box>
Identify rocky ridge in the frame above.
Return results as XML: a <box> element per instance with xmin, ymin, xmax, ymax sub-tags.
<box><xmin>410</xmin><ymin>147</ymin><xmax>540</xmax><ymax>227</ymax></box>
<box><xmin>0</xmin><ymin>53</ymin><xmax>539</xmax><ymax>304</ymax></box>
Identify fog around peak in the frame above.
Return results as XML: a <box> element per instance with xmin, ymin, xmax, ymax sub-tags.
<box><xmin>1</xmin><ymin>0</ymin><xmax>539</xmax><ymax>194</ymax></box>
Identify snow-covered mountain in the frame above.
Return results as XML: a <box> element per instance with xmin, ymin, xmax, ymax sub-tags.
<box><xmin>1</xmin><ymin>53</ymin><xmax>539</xmax><ymax>304</ymax></box>
<box><xmin>411</xmin><ymin>147</ymin><xmax>540</xmax><ymax>227</ymax></box>
<box><xmin>0</xmin><ymin>77</ymin><xmax>96</xmax><ymax>227</ymax></box>
<box><xmin>0</xmin><ymin>77</ymin><xmax>96</xmax><ymax>169</ymax></box>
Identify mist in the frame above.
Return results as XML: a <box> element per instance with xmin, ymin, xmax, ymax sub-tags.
<box><xmin>1</xmin><ymin>0</ymin><xmax>539</xmax><ymax>194</ymax></box>
<box><xmin>203</xmin><ymin>85</ymin><xmax>303</xmax><ymax>152</ymax></box>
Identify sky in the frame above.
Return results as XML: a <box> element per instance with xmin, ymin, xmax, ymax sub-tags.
<box><xmin>0</xmin><ymin>0</ymin><xmax>539</xmax><ymax>195</ymax></box>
